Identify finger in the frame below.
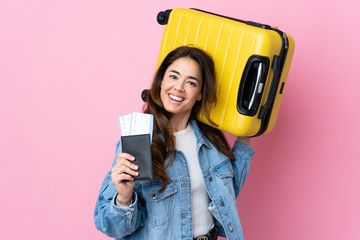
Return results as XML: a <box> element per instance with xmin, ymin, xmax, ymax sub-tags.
<box><xmin>119</xmin><ymin>165</ymin><xmax>139</xmax><ymax>177</ymax></box>
<box><xmin>118</xmin><ymin>173</ymin><xmax>135</xmax><ymax>182</ymax></box>
<box><xmin>115</xmin><ymin>157</ymin><xmax>139</xmax><ymax>171</ymax></box>
<box><xmin>117</xmin><ymin>152</ymin><xmax>135</xmax><ymax>162</ymax></box>
<box><xmin>112</xmin><ymin>164</ymin><xmax>139</xmax><ymax>178</ymax></box>
<box><xmin>111</xmin><ymin>171</ymin><xmax>134</xmax><ymax>183</ymax></box>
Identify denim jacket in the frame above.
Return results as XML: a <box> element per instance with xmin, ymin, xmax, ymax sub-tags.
<box><xmin>94</xmin><ymin>120</ymin><xmax>254</xmax><ymax>240</ymax></box>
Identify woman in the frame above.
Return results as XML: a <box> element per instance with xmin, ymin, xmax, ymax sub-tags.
<box><xmin>94</xmin><ymin>46</ymin><xmax>254</xmax><ymax>240</ymax></box>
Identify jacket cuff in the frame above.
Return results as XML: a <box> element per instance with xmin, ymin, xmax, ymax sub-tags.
<box><xmin>110</xmin><ymin>192</ymin><xmax>138</xmax><ymax>215</ymax></box>
<box><xmin>233</xmin><ymin>140</ymin><xmax>255</xmax><ymax>159</ymax></box>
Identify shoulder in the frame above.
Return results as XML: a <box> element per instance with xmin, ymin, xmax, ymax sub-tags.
<box><xmin>189</xmin><ymin>119</ymin><xmax>214</xmax><ymax>148</ymax></box>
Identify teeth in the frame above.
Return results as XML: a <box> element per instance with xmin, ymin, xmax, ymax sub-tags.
<box><xmin>169</xmin><ymin>94</ymin><xmax>184</xmax><ymax>102</ymax></box>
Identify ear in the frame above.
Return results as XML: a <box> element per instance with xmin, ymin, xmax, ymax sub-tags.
<box><xmin>197</xmin><ymin>94</ymin><xmax>202</xmax><ymax>101</ymax></box>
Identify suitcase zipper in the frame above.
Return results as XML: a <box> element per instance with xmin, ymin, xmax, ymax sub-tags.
<box><xmin>255</xmin><ymin>29</ymin><xmax>289</xmax><ymax>136</ymax></box>
<box><xmin>272</xmin><ymin>27</ymin><xmax>288</xmax><ymax>49</ymax></box>
<box><xmin>282</xmin><ymin>32</ymin><xmax>289</xmax><ymax>49</ymax></box>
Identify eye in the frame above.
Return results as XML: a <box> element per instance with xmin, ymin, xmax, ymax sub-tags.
<box><xmin>187</xmin><ymin>81</ymin><xmax>197</xmax><ymax>87</ymax></box>
<box><xmin>169</xmin><ymin>75</ymin><xmax>177</xmax><ymax>80</ymax></box>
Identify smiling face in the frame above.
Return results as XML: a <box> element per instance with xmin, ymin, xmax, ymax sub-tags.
<box><xmin>160</xmin><ymin>57</ymin><xmax>203</xmax><ymax>124</ymax></box>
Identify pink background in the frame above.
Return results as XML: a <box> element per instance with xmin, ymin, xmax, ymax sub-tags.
<box><xmin>1</xmin><ymin>0</ymin><xmax>359</xmax><ymax>239</ymax></box>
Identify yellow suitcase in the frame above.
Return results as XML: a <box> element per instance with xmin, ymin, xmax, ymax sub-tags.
<box><xmin>155</xmin><ymin>8</ymin><xmax>295</xmax><ymax>137</ymax></box>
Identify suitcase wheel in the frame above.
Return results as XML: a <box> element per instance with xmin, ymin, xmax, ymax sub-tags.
<box><xmin>157</xmin><ymin>10</ymin><xmax>172</xmax><ymax>25</ymax></box>
<box><xmin>141</xmin><ymin>89</ymin><xmax>149</xmax><ymax>102</ymax></box>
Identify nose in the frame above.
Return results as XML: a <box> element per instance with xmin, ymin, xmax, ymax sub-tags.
<box><xmin>174</xmin><ymin>80</ymin><xmax>185</xmax><ymax>92</ymax></box>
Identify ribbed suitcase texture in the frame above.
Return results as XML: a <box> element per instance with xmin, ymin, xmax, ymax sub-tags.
<box><xmin>156</xmin><ymin>8</ymin><xmax>295</xmax><ymax>136</ymax></box>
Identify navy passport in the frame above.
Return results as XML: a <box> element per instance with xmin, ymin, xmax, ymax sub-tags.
<box><xmin>121</xmin><ymin>134</ymin><xmax>153</xmax><ymax>180</ymax></box>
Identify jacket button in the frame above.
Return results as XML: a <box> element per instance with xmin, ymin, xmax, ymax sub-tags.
<box><xmin>229</xmin><ymin>226</ymin><xmax>233</xmax><ymax>232</ymax></box>
<box><xmin>220</xmin><ymin>201</ymin><xmax>224</xmax><ymax>206</ymax></box>
<box><xmin>209</xmin><ymin>176</ymin><xmax>212</xmax><ymax>181</ymax></box>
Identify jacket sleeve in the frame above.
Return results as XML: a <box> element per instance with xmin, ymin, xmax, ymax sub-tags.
<box><xmin>94</xmin><ymin>140</ymin><xmax>146</xmax><ymax>239</ymax></box>
<box><xmin>231</xmin><ymin>141</ymin><xmax>255</xmax><ymax>197</ymax></box>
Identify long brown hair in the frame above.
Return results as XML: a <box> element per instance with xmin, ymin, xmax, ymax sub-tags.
<box><xmin>144</xmin><ymin>46</ymin><xmax>234</xmax><ymax>192</ymax></box>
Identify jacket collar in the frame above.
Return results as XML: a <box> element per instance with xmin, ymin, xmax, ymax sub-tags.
<box><xmin>189</xmin><ymin>119</ymin><xmax>213</xmax><ymax>149</ymax></box>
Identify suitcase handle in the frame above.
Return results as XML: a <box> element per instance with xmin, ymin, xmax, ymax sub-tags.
<box><xmin>258</xmin><ymin>55</ymin><xmax>281</xmax><ymax>120</ymax></box>
<box><xmin>248</xmin><ymin>62</ymin><xmax>264</xmax><ymax>110</ymax></box>
<box><xmin>237</xmin><ymin>56</ymin><xmax>269</xmax><ymax>116</ymax></box>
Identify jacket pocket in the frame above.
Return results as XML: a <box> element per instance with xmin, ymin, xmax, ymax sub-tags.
<box><xmin>213</xmin><ymin>161</ymin><xmax>236</xmax><ymax>200</ymax></box>
<box><xmin>141</xmin><ymin>182</ymin><xmax>177</xmax><ymax>226</ymax></box>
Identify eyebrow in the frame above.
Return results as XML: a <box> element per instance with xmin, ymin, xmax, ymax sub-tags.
<box><xmin>169</xmin><ymin>70</ymin><xmax>200</xmax><ymax>83</ymax></box>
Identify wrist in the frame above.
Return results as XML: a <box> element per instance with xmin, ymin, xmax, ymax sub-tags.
<box><xmin>116</xmin><ymin>194</ymin><xmax>132</xmax><ymax>207</ymax></box>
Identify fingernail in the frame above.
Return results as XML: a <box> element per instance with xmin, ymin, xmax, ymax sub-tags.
<box><xmin>134</xmin><ymin>165</ymin><xmax>139</xmax><ymax>170</ymax></box>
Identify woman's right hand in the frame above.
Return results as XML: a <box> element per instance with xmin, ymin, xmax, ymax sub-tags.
<box><xmin>111</xmin><ymin>153</ymin><xmax>139</xmax><ymax>206</ymax></box>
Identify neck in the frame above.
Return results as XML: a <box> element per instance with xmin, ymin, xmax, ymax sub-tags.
<box><xmin>169</xmin><ymin>114</ymin><xmax>191</xmax><ymax>132</ymax></box>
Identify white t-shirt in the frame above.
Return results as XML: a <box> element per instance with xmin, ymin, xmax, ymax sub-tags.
<box><xmin>173</xmin><ymin>124</ymin><xmax>214</xmax><ymax>237</ymax></box>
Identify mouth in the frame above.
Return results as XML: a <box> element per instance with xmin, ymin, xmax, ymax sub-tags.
<box><xmin>168</xmin><ymin>93</ymin><xmax>185</xmax><ymax>102</ymax></box>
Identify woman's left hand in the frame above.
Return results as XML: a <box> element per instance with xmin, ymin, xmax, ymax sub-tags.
<box><xmin>236</xmin><ymin>136</ymin><xmax>251</xmax><ymax>146</ymax></box>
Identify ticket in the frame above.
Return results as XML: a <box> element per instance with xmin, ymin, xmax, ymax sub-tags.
<box><xmin>118</xmin><ymin>112</ymin><xmax>153</xmax><ymax>142</ymax></box>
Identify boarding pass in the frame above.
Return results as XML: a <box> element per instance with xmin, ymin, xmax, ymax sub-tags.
<box><xmin>118</xmin><ymin>112</ymin><xmax>153</xmax><ymax>142</ymax></box>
